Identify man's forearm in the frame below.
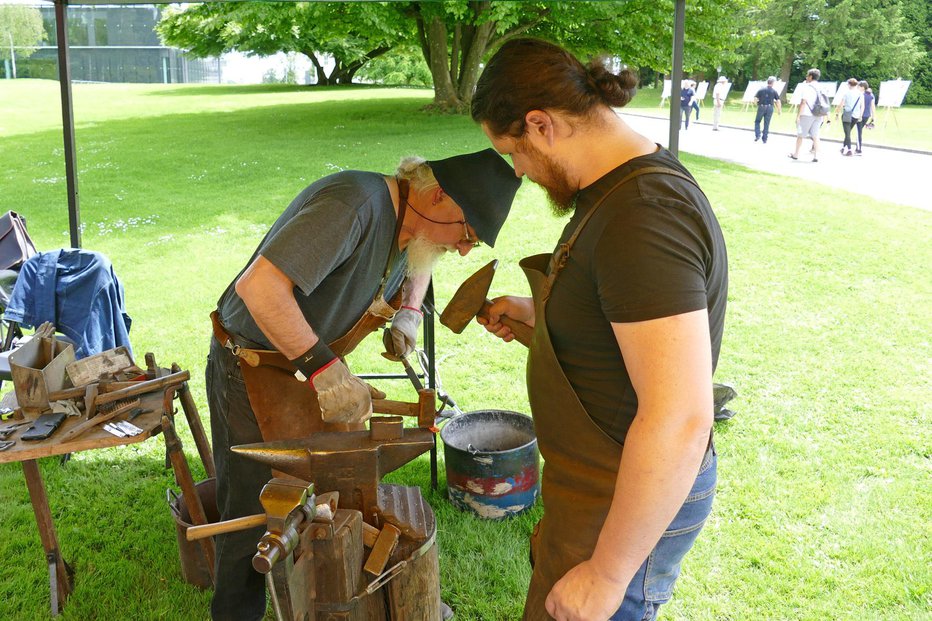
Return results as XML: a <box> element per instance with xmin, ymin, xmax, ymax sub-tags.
<box><xmin>402</xmin><ymin>272</ymin><xmax>431</xmax><ymax>310</ymax></box>
<box><xmin>236</xmin><ymin>256</ymin><xmax>321</xmax><ymax>358</ymax></box>
<box><xmin>588</xmin><ymin>409</ymin><xmax>710</xmax><ymax>586</ymax></box>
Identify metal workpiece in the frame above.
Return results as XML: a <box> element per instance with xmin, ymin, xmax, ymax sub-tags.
<box><xmin>232</xmin><ymin>423</ymin><xmax>434</xmax><ymax>529</ymax></box>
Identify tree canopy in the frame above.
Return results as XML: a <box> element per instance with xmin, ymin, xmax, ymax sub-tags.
<box><xmin>157</xmin><ymin>1</ymin><xmax>928</xmax><ymax>107</ymax></box>
<box><xmin>0</xmin><ymin>5</ymin><xmax>46</xmax><ymax>79</ymax></box>
<box><xmin>733</xmin><ymin>0</ymin><xmax>922</xmax><ymax>100</ymax></box>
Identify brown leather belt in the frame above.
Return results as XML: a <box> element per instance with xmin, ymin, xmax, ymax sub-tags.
<box><xmin>210</xmin><ymin>310</ymin><xmax>293</xmax><ymax>372</ymax></box>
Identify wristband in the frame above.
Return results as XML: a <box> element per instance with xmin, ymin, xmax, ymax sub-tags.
<box><xmin>401</xmin><ymin>305</ymin><xmax>423</xmax><ymax>316</ymax></box>
<box><xmin>291</xmin><ymin>340</ymin><xmax>336</xmax><ymax>382</ymax></box>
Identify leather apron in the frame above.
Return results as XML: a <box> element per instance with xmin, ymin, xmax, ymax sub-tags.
<box><xmin>520</xmin><ymin>166</ymin><xmax>698</xmax><ymax>620</ymax></box>
<box><xmin>210</xmin><ymin>180</ymin><xmax>409</xmax><ymax>442</ymax></box>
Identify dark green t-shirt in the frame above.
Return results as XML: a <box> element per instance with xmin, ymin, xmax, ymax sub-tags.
<box><xmin>546</xmin><ymin>148</ymin><xmax>728</xmax><ymax>443</ymax></box>
<box><xmin>217</xmin><ymin>171</ymin><xmax>404</xmax><ymax>349</ymax></box>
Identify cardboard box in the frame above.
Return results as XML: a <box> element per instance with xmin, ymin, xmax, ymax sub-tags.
<box><xmin>9</xmin><ymin>336</ymin><xmax>75</xmax><ymax>411</ymax></box>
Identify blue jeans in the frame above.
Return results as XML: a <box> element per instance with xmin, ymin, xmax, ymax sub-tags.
<box><xmin>610</xmin><ymin>445</ymin><xmax>717</xmax><ymax>621</ymax></box>
<box><xmin>206</xmin><ymin>337</ymin><xmax>271</xmax><ymax>621</ymax></box>
<box><xmin>754</xmin><ymin>105</ymin><xmax>774</xmax><ymax>142</ymax></box>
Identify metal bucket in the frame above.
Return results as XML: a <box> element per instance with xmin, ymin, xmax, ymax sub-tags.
<box><xmin>440</xmin><ymin>410</ymin><xmax>539</xmax><ymax>520</ymax></box>
<box><xmin>167</xmin><ymin>478</ymin><xmax>220</xmax><ymax>589</ymax></box>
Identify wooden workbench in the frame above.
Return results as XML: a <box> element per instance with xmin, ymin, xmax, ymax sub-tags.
<box><xmin>0</xmin><ymin>364</ymin><xmax>215</xmax><ymax>616</ymax></box>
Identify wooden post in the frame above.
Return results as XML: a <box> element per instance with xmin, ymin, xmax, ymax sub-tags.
<box><xmin>161</xmin><ymin>395</ymin><xmax>215</xmax><ymax>581</ymax></box>
<box><xmin>22</xmin><ymin>460</ymin><xmax>73</xmax><ymax>615</ymax></box>
<box><xmin>171</xmin><ymin>362</ymin><xmax>215</xmax><ymax>478</ymax></box>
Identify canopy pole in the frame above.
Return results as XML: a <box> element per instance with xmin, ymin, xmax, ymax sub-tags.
<box><xmin>668</xmin><ymin>0</ymin><xmax>686</xmax><ymax>156</ymax></box>
<box><xmin>55</xmin><ymin>0</ymin><xmax>81</xmax><ymax>248</ymax></box>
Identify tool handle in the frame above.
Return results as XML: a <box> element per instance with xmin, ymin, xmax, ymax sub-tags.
<box><xmin>95</xmin><ymin>370</ymin><xmax>190</xmax><ymax>406</ymax></box>
<box><xmin>186</xmin><ymin>513</ymin><xmax>267</xmax><ymax>541</ymax></box>
<box><xmin>478</xmin><ymin>300</ymin><xmax>533</xmax><ymax>347</ymax></box>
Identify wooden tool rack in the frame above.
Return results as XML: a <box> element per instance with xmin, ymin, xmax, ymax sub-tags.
<box><xmin>0</xmin><ymin>362</ymin><xmax>214</xmax><ymax>616</ymax></box>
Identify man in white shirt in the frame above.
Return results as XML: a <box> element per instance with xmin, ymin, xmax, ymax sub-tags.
<box><xmin>789</xmin><ymin>68</ymin><xmax>824</xmax><ymax>162</ymax></box>
<box><xmin>712</xmin><ymin>76</ymin><xmax>728</xmax><ymax>131</ymax></box>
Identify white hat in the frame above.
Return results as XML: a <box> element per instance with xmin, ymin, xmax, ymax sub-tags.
<box><xmin>717</xmin><ymin>76</ymin><xmax>727</xmax><ymax>83</ymax></box>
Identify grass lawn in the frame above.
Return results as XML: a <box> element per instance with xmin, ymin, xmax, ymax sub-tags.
<box><xmin>626</xmin><ymin>85</ymin><xmax>932</xmax><ymax>152</ymax></box>
<box><xmin>0</xmin><ymin>80</ymin><xmax>929</xmax><ymax>620</ymax></box>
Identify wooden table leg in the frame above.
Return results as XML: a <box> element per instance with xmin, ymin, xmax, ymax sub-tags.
<box><xmin>161</xmin><ymin>393</ymin><xmax>215</xmax><ymax>582</ymax></box>
<box><xmin>171</xmin><ymin>362</ymin><xmax>216</xmax><ymax>478</ymax></box>
<box><xmin>22</xmin><ymin>459</ymin><xmax>73</xmax><ymax>616</ymax></box>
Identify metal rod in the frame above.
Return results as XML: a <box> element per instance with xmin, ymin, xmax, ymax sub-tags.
<box><xmin>669</xmin><ymin>0</ymin><xmax>687</xmax><ymax>156</ymax></box>
<box><xmin>54</xmin><ymin>1</ymin><xmax>81</xmax><ymax>249</ymax></box>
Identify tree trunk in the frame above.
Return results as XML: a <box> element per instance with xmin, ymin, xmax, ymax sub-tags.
<box><xmin>456</xmin><ymin>19</ymin><xmax>495</xmax><ymax>104</ymax></box>
<box><xmin>425</xmin><ymin>15</ymin><xmax>461</xmax><ymax>110</ymax></box>
<box><xmin>779</xmin><ymin>53</ymin><xmax>794</xmax><ymax>103</ymax></box>
<box><xmin>305</xmin><ymin>51</ymin><xmax>333</xmax><ymax>86</ymax></box>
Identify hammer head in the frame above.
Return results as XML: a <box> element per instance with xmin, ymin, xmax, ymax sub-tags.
<box><xmin>440</xmin><ymin>259</ymin><xmax>498</xmax><ymax>334</ymax></box>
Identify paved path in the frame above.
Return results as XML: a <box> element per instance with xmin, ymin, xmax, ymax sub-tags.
<box><xmin>618</xmin><ymin>112</ymin><xmax>929</xmax><ymax>212</ymax></box>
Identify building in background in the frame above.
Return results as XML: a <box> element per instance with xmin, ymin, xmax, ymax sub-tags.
<box><xmin>14</xmin><ymin>4</ymin><xmax>220</xmax><ymax>83</ymax></box>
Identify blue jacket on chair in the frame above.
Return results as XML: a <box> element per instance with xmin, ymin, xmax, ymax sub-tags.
<box><xmin>2</xmin><ymin>249</ymin><xmax>132</xmax><ymax>359</ymax></box>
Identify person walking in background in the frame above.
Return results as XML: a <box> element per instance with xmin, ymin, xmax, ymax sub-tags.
<box><xmin>753</xmin><ymin>76</ymin><xmax>781</xmax><ymax>144</ymax></box>
<box><xmin>680</xmin><ymin>80</ymin><xmax>696</xmax><ymax>130</ymax></box>
<box><xmin>690</xmin><ymin>81</ymin><xmax>701</xmax><ymax>121</ymax></box>
<box><xmin>789</xmin><ymin>68</ymin><xmax>825</xmax><ymax>163</ymax></box>
<box><xmin>835</xmin><ymin>78</ymin><xmax>863</xmax><ymax>157</ymax></box>
<box><xmin>855</xmin><ymin>81</ymin><xmax>876</xmax><ymax>155</ymax></box>
<box><xmin>712</xmin><ymin>76</ymin><xmax>728</xmax><ymax>131</ymax></box>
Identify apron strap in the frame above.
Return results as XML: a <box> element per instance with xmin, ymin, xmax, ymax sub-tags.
<box><xmin>541</xmin><ymin>165</ymin><xmax>699</xmax><ymax>303</ymax></box>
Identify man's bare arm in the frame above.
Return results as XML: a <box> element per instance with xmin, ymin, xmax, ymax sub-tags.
<box><xmin>235</xmin><ymin>255</ymin><xmax>320</xmax><ymax>358</ymax></box>
<box><xmin>545</xmin><ymin>309</ymin><xmax>713</xmax><ymax>620</ymax></box>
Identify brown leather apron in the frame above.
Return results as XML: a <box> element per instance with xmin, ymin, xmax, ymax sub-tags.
<box><xmin>520</xmin><ymin>166</ymin><xmax>698</xmax><ymax>620</ymax></box>
<box><xmin>210</xmin><ymin>180</ymin><xmax>409</xmax><ymax>442</ymax></box>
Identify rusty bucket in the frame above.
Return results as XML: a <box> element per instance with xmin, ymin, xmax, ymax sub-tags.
<box><xmin>167</xmin><ymin>478</ymin><xmax>220</xmax><ymax>589</ymax></box>
<box><xmin>440</xmin><ymin>410</ymin><xmax>539</xmax><ymax>519</ymax></box>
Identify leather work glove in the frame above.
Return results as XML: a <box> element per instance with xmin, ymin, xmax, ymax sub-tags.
<box><xmin>382</xmin><ymin>306</ymin><xmax>422</xmax><ymax>360</ymax></box>
<box><xmin>310</xmin><ymin>360</ymin><xmax>373</xmax><ymax>424</ymax></box>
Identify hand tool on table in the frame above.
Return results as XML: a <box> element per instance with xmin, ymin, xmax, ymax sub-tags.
<box><xmin>0</xmin><ymin>440</ymin><xmax>15</xmax><ymax>451</ymax></box>
<box><xmin>0</xmin><ymin>420</ymin><xmax>31</xmax><ymax>440</ymax></box>
<box><xmin>58</xmin><ymin>398</ymin><xmax>140</xmax><ymax>443</ymax></box>
<box><xmin>440</xmin><ymin>258</ymin><xmax>533</xmax><ymax>346</ymax></box>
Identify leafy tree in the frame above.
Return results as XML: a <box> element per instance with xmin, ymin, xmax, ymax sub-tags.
<box><xmin>157</xmin><ymin>1</ymin><xmax>757</xmax><ymax>109</ymax></box>
<box><xmin>356</xmin><ymin>45</ymin><xmax>432</xmax><ymax>87</ymax></box>
<box><xmin>406</xmin><ymin>0</ymin><xmax>757</xmax><ymax>111</ymax></box>
<box><xmin>736</xmin><ymin>0</ymin><xmax>921</xmax><ymax>97</ymax></box>
<box><xmin>0</xmin><ymin>5</ymin><xmax>46</xmax><ymax>79</ymax></box>
<box><xmin>900</xmin><ymin>0</ymin><xmax>930</xmax><ymax>104</ymax></box>
<box><xmin>157</xmin><ymin>2</ymin><xmax>408</xmax><ymax>85</ymax></box>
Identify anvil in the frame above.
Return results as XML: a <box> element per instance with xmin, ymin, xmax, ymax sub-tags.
<box><xmin>233</xmin><ymin>418</ymin><xmax>434</xmax><ymax>527</ymax></box>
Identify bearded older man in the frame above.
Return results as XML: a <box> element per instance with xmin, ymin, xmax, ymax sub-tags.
<box><xmin>206</xmin><ymin>150</ymin><xmax>520</xmax><ymax>621</ymax></box>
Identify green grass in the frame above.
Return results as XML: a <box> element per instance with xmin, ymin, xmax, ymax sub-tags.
<box><xmin>0</xmin><ymin>80</ymin><xmax>929</xmax><ymax>620</ymax></box>
<box><xmin>626</xmin><ymin>85</ymin><xmax>932</xmax><ymax>151</ymax></box>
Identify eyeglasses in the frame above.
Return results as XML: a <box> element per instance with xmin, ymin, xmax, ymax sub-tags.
<box><xmin>406</xmin><ymin>201</ymin><xmax>481</xmax><ymax>248</ymax></box>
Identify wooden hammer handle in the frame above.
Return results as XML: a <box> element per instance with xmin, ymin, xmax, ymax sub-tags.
<box><xmin>478</xmin><ymin>300</ymin><xmax>533</xmax><ymax>347</ymax></box>
<box><xmin>186</xmin><ymin>513</ymin><xmax>267</xmax><ymax>541</ymax></box>
<box><xmin>96</xmin><ymin>370</ymin><xmax>190</xmax><ymax>406</ymax></box>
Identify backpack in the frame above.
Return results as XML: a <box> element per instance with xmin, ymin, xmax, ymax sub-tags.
<box><xmin>809</xmin><ymin>86</ymin><xmax>830</xmax><ymax>116</ymax></box>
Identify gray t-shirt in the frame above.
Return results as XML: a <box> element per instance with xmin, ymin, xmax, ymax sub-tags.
<box><xmin>217</xmin><ymin>171</ymin><xmax>403</xmax><ymax>349</ymax></box>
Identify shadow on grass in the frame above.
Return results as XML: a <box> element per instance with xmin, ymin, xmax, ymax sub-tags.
<box><xmin>150</xmin><ymin>83</ymin><xmax>422</xmax><ymax>97</ymax></box>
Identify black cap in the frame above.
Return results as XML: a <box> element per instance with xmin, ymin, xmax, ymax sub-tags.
<box><xmin>428</xmin><ymin>149</ymin><xmax>521</xmax><ymax>247</ymax></box>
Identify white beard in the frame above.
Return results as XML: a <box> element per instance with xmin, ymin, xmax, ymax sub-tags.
<box><xmin>405</xmin><ymin>235</ymin><xmax>452</xmax><ymax>279</ymax></box>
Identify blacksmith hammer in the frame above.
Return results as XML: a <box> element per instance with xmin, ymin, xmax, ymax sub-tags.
<box><xmin>440</xmin><ymin>259</ymin><xmax>533</xmax><ymax>346</ymax></box>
